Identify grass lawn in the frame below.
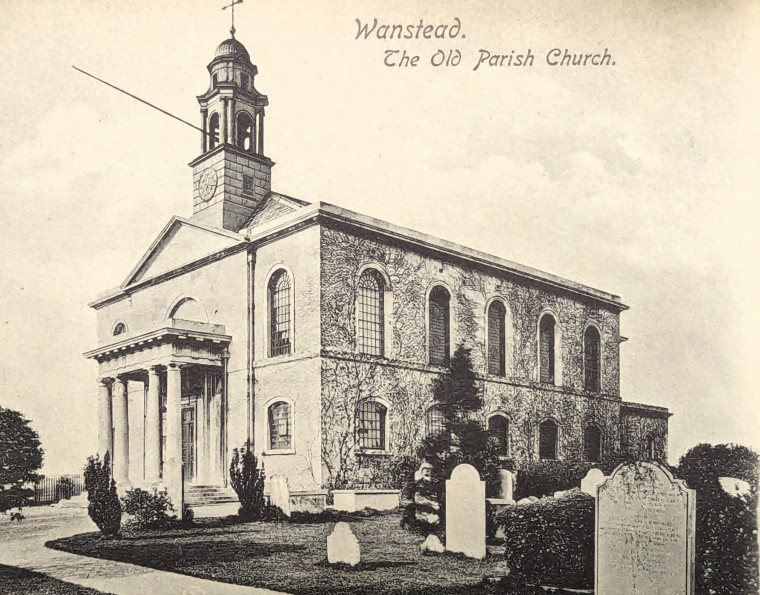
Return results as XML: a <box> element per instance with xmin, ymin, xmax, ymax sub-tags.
<box><xmin>0</xmin><ymin>563</ymin><xmax>111</xmax><ymax>595</ymax></box>
<box><xmin>46</xmin><ymin>511</ymin><xmax>509</xmax><ymax>594</ymax></box>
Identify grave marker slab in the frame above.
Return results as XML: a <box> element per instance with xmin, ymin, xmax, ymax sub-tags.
<box><xmin>596</xmin><ymin>461</ymin><xmax>695</xmax><ymax>595</ymax></box>
<box><xmin>327</xmin><ymin>522</ymin><xmax>361</xmax><ymax>566</ymax></box>
<box><xmin>497</xmin><ymin>469</ymin><xmax>514</xmax><ymax>501</ymax></box>
<box><xmin>445</xmin><ymin>463</ymin><xmax>486</xmax><ymax>559</ymax></box>
<box><xmin>269</xmin><ymin>474</ymin><xmax>291</xmax><ymax>517</ymax></box>
<box><xmin>581</xmin><ymin>468</ymin><xmax>606</xmax><ymax>498</ymax></box>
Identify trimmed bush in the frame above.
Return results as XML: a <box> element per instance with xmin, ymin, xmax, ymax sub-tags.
<box><xmin>678</xmin><ymin>443</ymin><xmax>759</xmax><ymax>594</ymax></box>
<box><xmin>229</xmin><ymin>444</ymin><xmax>266</xmax><ymax>520</ymax></box>
<box><xmin>494</xmin><ymin>490</ymin><xmax>594</xmax><ymax>589</ymax></box>
<box><xmin>121</xmin><ymin>487</ymin><xmax>175</xmax><ymax>529</ymax></box>
<box><xmin>83</xmin><ymin>452</ymin><xmax>121</xmax><ymax>536</ymax></box>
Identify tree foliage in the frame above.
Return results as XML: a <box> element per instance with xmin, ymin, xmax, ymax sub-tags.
<box><xmin>229</xmin><ymin>444</ymin><xmax>266</xmax><ymax>520</ymax></box>
<box><xmin>0</xmin><ymin>406</ymin><xmax>44</xmax><ymax>513</ymax></box>
<box><xmin>418</xmin><ymin>346</ymin><xmax>501</xmax><ymax>490</ymax></box>
<box><xmin>83</xmin><ymin>452</ymin><xmax>121</xmax><ymax>536</ymax></box>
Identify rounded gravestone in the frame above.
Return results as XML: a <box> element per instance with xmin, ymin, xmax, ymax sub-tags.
<box><xmin>446</xmin><ymin>463</ymin><xmax>486</xmax><ymax>559</ymax></box>
<box><xmin>596</xmin><ymin>461</ymin><xmax>695</xmax><ymax>595</ymax></box>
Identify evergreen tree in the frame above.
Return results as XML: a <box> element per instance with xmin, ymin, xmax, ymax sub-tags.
<box><xmin>83</xmin><ymin>452</ymin><xmax>122</xmax><ymax>535</ymax></box>
<box><xmin>417</xmin><ymin>345</ymin><xmax>501</xmax><ymax>488</ymax></box>
<box><xmin>0</xmin><ymin>406</ymin><xmax>44</xmax><ymax>513</ymax></box>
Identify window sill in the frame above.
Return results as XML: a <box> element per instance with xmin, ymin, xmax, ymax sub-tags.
<box><xmin>263</xmin><ymin>448</ymin><xmax>296</xmax><ymax>456</ymax></box>
<box><xmin>358</xmin><ymin>450</ymin><xmax>391</xmax><ymax>457</ymax></box>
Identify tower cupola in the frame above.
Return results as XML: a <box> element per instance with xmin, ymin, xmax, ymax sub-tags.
<box><xmin>189</xmin><ymin>35</ymin><xmax>273</xmax><ymax>231</ymax></box>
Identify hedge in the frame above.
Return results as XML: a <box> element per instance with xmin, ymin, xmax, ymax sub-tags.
<box><xmin>512</xmin><ymin>461</ymin><xmax>597</xmax><ymax>501</ymax></box>
<box><xmin>494</xmin><ymin>489</ymin><xmax>594</xmax><ymax>589</ymax></box>
<box><xmin>678</xmin><ymin>443</ymin><xmax>759</xmax><ymax>594</ymax></box>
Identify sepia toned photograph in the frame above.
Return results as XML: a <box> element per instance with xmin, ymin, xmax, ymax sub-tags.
<box><xmin>0</xmin><ymin>1</ymin><xmax>758</xmax><ymax>593</ymax></box>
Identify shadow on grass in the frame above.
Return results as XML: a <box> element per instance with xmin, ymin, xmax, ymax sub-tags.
<box><xmin>0</xmin><ymin>563</ymin><xmax>110</xmax><ymax>595</ymax></box>
<box><xmin>47</xmin><ymin>533</ymin><xmax>306</xmax><ymax>570</ymax></box>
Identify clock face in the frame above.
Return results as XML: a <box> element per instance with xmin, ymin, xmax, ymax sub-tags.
<box><xmin>199</xmin><ymin>168</ymin><xmax>218</xmax><ymax>201</ymax></box>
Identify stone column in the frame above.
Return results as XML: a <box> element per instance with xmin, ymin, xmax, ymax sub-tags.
<box><xmin>165</xmin><ymin>364</ymin><xmax>184</xmax><ymax>514</ymax></box>
<box><xmin>112</xmin><ymin>377</ymin><xmax>130</xmax><ymax>487</ymax></box>
<box><xmin>200</xmin><ymin>108</ymin><xmax>208</xmax><ymax>153</ymax></box>
<box><xmin>97</xmin><ymin>377</ymin><xmax>114</xmax><ymax>461</ymax></box>
<box><xmin>257</xmin><ymin>112</ymin><xmax>264</xmax><ymax>155</ymax></box>
<box><xmin>197</xmin><ymin>389</ymin><xmax>208</xmax><ymax>484</ymax></box>
<box><xmin>144</xmin><ymin>366</ymin><xmax>162</xmax><ymax>484</ymax></box>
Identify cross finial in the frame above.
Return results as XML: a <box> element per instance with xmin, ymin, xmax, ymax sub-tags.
<box><xmin>222</xmin><ymin>0</ymin><xmax>244</xmax><ymax>39</ymax></box>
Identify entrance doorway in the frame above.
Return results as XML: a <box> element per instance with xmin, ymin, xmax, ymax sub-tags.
<box><xmin>182</xmin><ymin>406</ymin><xmax>196</xmax><ymax>482</ymax></box>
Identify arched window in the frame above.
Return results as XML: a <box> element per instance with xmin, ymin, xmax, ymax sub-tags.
<box><xmin>488</xmin><ymin>414</ymin><xmax>509</xmax><ymax>456</ymax></box>
<box><xmin>487</xmin><ymin>301</ymin><xmax>506</xmax><ymax>376</ymax></box>
<box><xmin>539</xmin><ymin>419</ymin><xmax>558</xmax><ymax>460</ymax></box>
<box><xmin>208</xmin><ymin>113</ymin><xmax>220</xmax><ymax>150</ymax></box>
<box><xmin>268</xmin><ymin>270</ymin><xmax>291</xmax><ymax>357</ymax></box>
<box><xmin>236</xmin><ymin>112</ymin><xmax>254</xmax><ymax>152</ymax></box>
<box><xmin>646</xmin><ymin>434</ymin><xmax>656</xmax><ymax>461</ymax></box>
<box><xmin>268</xmin><ymin>401</ymin><xmax>291</xmax><ymax>450</ymax></box>
<box><xmin>169</xmin><ymin>297</ymin><xmax>208</xmax><ymax>323</ymax></box>
<box><xmin>539</xmin><ymin>314</ymin><xmax>556</xmax><ymax>384</ymax></box>
<box><xmin>426</xmin><ymin>405</ymin><xmax>446</xmax><ymax>437</ymax></box>
<box><xmin>113</xmin><ymin>322</ymin><xmax>127</xmax><ymax>336</ymax></box>
<box><xmin>357</xmin><ymin>269</ymin><xmax>384</xmax><ymax>356</ymax></box>
<box><xmin>357</xmin><ymin>400</ymin><xmax>387</xmax><ymax>450</ymax></box>
<box><xmin>428</xmin><ymin>286</ymin><xmax>451</xmax><ymax>366</ymax></box>
<box><xmin>584</xmin><ymin>326</ymin><xmax>601</xmax><ymax>393</ymax></box>
<box><xmin>583</xmin><ymin>425</ymin><xmax>602</xmax><ymax>462</ymax></box>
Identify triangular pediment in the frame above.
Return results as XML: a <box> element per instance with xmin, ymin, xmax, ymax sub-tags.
<box><xmin>124</xmin><ymin>217</ymin><xmax>245</xmax><ymax>287</ymax></box>
<box><xmin>242</xmin><ymin>192</ymin><xmax>311</xmax><ymax>231</ymax></box>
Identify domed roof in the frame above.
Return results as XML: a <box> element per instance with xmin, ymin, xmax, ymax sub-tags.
<box><xmin>214</xmin><ymin>38</ymin><xmax>250</xmax><ymax>62</ymax></box>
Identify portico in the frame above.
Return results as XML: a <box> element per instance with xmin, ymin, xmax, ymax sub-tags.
<box><xmin>85</xmin><ymin>318</ymin><xmax>231</xmax><ymax>511</ymax></box>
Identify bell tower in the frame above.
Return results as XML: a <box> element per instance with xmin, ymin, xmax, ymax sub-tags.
<box><xmin>189</xmin><ymin>35</ymin><xmax>273</xmax><ymax>231</ymax></box>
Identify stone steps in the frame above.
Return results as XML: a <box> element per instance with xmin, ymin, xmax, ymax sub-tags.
<box><xmin>184</xmin><ymin>484</ymin><xmax>238</xmax><ymax>506</ymax></box>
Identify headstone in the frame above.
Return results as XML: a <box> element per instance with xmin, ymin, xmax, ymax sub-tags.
<box><xmin>497</xmin><ymin>469</ymin><xmax>514</xmax><ymax>501</ymax></box>
<box><xmin>269</xmin><ymin>474</ymin><xmax>291</xmax><ymax>517</ymax></box>
<box><xmin>445</xmin><ymin>463</ymin><xmax>486</xmax><ymax>559</ymax></box>
<box><xmin>719</xmin><ymin>476</ymin><xmax>751</xmax><ymax>499</ymax></box>
<box><xmin>596</xmin><ymin>461</ymin><xmax>696</xmax><ymax>595</ymax></box>
<box><xmin>326</xmin><ymin>522</ymin><xmax>361</xmax><ymax>566</ymax></box>
<box><xmin>516</xmin><ymin>497</ymin><xmax>532</xmax><ymax>506</ymax></box>
<box><xmin>419</xmin><ymin>534</ymin><xmax>445</xmax><ymax>553</ymax></box>
<box><xmin>581</xmin><ymin>468</ymin><xmax>606</xmax><ymax>498</ymax></box>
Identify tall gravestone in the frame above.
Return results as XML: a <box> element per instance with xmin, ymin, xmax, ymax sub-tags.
<box><xmin>596</xmin><ymin>461</ymin><xmax>696</xmax><ymax>595</ymax></box>
<box><xmin>497</xmin><ymin>469</ymin><xmax>514</xmax><ymax>501</ymax></box>
<box><xmin>446</xmin><ymin>463</ymin><xmax>486</xmax><ymax>559</ymax></box>
<box><xmin>269</xmin><ymin>474</ymin><xmax>291</xmax><ymax>517</ymax></box>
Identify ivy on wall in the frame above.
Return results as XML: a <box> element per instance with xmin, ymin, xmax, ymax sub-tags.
<box><xmin>318</xmin><ymin>225</ymin><xmax>661</xmax><ymax>489</ymax></box>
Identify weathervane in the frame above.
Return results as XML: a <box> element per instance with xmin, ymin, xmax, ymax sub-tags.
<box><xmin>222</xmin><ymin>0</ymin><xmax>244</xmax><ymax>38</ymax></box>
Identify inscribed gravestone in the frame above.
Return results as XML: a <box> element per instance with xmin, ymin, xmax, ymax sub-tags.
<box><xmin>596</xmin><ymin>461</ymin><xmax>695</xmax><ymax>595</ymax></box>
<box><xmin>269</xmin><ymin>474</ymin><xmax>291</xmax><ymax>517</ymax></box>
<box><xmin>581</xmin><ymin>468</ymin><xmax>606</xmax><ymax>498</ymax></box>
<box><xmin>446</xmin><ymin>463</ymin><xmax>486</xmax><ymax>559</ymax></box>
<box><xmin>327</xmin><ymin>522</ymin><xmax>361</xmax><ymax>566</ymax></box>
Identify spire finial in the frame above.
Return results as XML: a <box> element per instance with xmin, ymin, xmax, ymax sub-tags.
<box><xmin>222</xmin><ymin>0</ymin><xmax>243</xmax><ymax>38</ymax></box>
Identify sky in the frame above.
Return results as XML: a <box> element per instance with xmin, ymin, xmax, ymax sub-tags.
<box><xmin>0</xmin><ymin>0</ymin><xmax>758</xmax><ymax>473</ymax></box>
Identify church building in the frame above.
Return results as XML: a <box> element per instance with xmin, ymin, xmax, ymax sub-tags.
<box><xmin>85</xmin><ymin>33</ymin><xmax>669</xmax><ymax>512</ymax></box>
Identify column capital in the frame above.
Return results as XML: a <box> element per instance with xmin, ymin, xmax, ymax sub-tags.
<box><xmin>147</xmin><ymin>365</ymin><xmax>161</xmax><ymax>374</ymax></box>
<box><xmin>97</xmin><ymin>377</ymin><xmax>114</xmax><ymax>387</ymax></box>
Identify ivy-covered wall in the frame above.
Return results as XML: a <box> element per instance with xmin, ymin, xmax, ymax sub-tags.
<box><xmin>320</xmin><ymin>224</ymin><xmax>621</xmax><ymax>395</ymax></box>
<box><xmin>318</xmin><ymin>223</ymin><xmax>666</xmax><ymax>489</ymax></box>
